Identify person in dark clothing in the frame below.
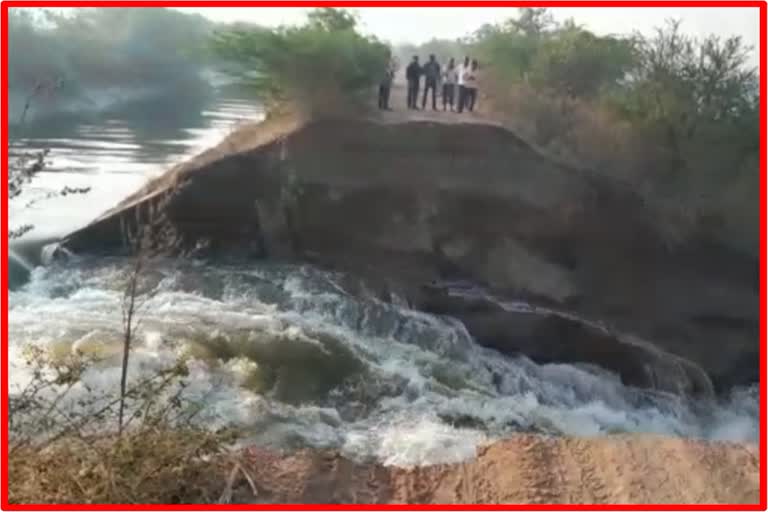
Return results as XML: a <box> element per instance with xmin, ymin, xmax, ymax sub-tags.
<box><xmin>378</xmin><ymin>64</ymin><xmax>394</xmax><ymax>110</ymax></box>
<box><xmin>421</xmin><ymin>54</ymin><xmax>440</xmax><ymax>110</ymax></box>
<box><xmin>405</xmin><ymin>56</ymin><xmax>421</xmax><ymax>109</ymax></box>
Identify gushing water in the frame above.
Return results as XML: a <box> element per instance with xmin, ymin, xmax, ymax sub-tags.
<box><xmin>8</xmin><ymin>258</ymin><xmax>759</xmax><ymax>466</ymax></box>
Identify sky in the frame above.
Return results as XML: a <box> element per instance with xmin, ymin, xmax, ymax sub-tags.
<box><xmin>175</xmin><ymin>6</ymin><xmax>761</xmax><ymax>62</ymax></box>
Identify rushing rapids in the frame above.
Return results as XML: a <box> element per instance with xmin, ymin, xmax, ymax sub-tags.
<box><xmin>9</xmin><ymin>257</ymin><xmax>758</xmax><ymax>467</ymax></box>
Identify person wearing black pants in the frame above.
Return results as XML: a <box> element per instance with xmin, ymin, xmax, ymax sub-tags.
<box><xmin>405</xmin><ymin>56</ymin><xmax>421</xmax><ymax>109</ymax></box>
<box><xmin>421</xmin><ymin>54</ymin><xmax>440</xmax><ymax>111</ymax></box>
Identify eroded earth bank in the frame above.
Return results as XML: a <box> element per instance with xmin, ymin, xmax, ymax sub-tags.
<box><xmin>54</xmin><ymin>115</ymin><xmax>760</xmax><ymax>504</ymax></box>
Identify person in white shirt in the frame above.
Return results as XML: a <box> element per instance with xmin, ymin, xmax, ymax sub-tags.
<box><xmin>463</xmin><ymin>59</ymin><xmax>480</xmax><ymax>112</ymax></box>
<box><xmin>457</xmin><ymin>56</ymin><xmax>470</xmax><ymax>113</ymax></box>
<box><xmin>441</xmin><ymin>58</ymin><xmax>459</xmax><ymax>111</ymax></box>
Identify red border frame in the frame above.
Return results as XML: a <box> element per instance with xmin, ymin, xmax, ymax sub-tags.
<box><xmin>1</xmin><ymin>1</ymin><xmax>765</xmax><ymax>510</ymax></box>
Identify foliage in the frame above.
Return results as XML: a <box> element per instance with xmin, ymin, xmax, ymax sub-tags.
<box><xmin>7</xmin><ymin>342</ymin><xmax>238</xmax><ymax>504</ymax></box>
<box><xmin>470</xmin><ymin>9</ymin><xmax>759</xmax><ymax>256</ymax></box>
<box><xmin>9</xmin><ymin>428</ymin><xmax>230</xmax><ymax>504</ymax></box>
<box><xmin>210</xmin><ymin>8</ymin><xmax>390</xmax><ymax>114</ymax></box>
<box><xmin>469</xmin><ymin>9</ymin><xmax>635</xmax><ymax>97</ymax></box>
<box><xmin>616</xmin><ymin>20</ymin><xmax>758</xmax><ymax>146</ymax></box>
<box><xmin>395</xmin><ymin>38</ymin><xmax>466</xmax><ymax>66</ymax></box>
<box><xmin>528</xmin><ymin>28</ymin><xmax>636</xmax><ymax>98</ymax></box>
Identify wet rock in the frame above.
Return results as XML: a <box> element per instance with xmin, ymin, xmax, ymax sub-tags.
<box><xmin>420</xmin><ymin>290</ymin><xmax>713</xmax><ymax>397</ymax></box>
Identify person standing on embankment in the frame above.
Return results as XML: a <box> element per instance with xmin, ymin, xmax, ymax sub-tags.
<box><xmin>421</xmin><ymin>54</ymin><xmax>441</xmax><ymax>111</ymax></box>
<box><xmin>442</xmin><ymin>58</ymin><xmax>458</xmax><ymax>111</ymax></box>
<box><xmin>406</xmin><ymin>55</ymin><xmax>422</xmax><ymax>110</ymax></box>
<box><xmin>456</xmin><ymin>56</ymin><xmax>470</xmax><ymax>112</ymax></box>
<box><xmin>462</xmin><ymin>59</ymin><xmax>480</xmax><ymax>112</ymax></box>
<box><xmin>378</xmin><ymin>62</ymin><xmax>394</xmax><ymax>110</ymax></box>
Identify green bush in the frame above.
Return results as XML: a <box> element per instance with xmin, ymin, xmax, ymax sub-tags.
<box><xmin>469</xmin><ymin>9</ymin><xmax>759</xmax><ymax>257</ymax></box>
<box><xmin>211</xmin><ymin>8</ymin><xmax>390</xmax><ymax>114</ymax></box>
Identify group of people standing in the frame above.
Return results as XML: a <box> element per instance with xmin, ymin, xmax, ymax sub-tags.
<box><xmin>378</xmin><ymin>54</ymin><xmax>480</xmax><ymax>113</ymax></box>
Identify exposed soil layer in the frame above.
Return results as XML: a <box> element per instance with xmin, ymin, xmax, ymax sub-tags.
<box><xmin>228</xmin><ymin>435</ymin><xmax>759</xmax><ymax>505</ymax></box>
<box><xmin>61</xmin><ymin>112</ymin><xmax>758</xmax><ymax>394</ymax></box>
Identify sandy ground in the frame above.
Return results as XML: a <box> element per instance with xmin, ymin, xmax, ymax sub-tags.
<box><xmin>227</xmin><ymin>434</ymin><xmax>760</xmax><ymax>505</ymax></box>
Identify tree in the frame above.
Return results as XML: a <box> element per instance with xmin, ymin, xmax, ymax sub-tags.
<box><xmin>530</xmin><ymin>29</ymin><xmax>637</xmax><ymax>98</ymax></box>
<box><xmin>618</xmin><ymin>19</ymin><xmax>758</xmax><ymax>150</ymax></box>
<box><xmin>506</xmin><ymin>7</ymin><xmax>556</xmax><ymax>37</ymax></box>
<box><xmin>210</xmin><ymin>8</ymin><xmax>389</xmax><ymax>114</ymax></box>
<box><xmin>306</xmin><ymin>7</ymin><xmax>358</xmax><ymax>32</ymax></box>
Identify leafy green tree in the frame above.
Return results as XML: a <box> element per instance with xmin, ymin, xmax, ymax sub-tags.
<box><xmin>505</xmin><ymin>7</ymin><xmax>556</xmax><ymax>37</ymax></box>
<box><xmin>620</xmin><ymin>20</ymin><xmax>758</xmax><ymax>144</ymax></box>
<box><xmin>529</xmin><ymin>28</ymin><xmax>636</xmax><ymax>98</ymax></box>
<box><xmin>467</xmin><ymin>10</ymin><xmax>758</xmax><ymax>256</ymax></box>
<box><xmin>306</xmin><ymin>8</ymin><xmax>358</xmax><ymax>32</ymax></box>
<box><xmin>211</xmin><ymin>8</ymin><xmax>389</xmax><ymax>114</ymax></box>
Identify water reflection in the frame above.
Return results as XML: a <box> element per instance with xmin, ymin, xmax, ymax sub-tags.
<box><xmin>8</xmin><ymin>83</ymin><xmax>264</xmax><ymax>240</ymax></box>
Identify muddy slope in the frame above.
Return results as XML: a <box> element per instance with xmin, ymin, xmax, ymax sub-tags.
<box><xmin>61</xmin><ymin>117</ymin><xmax>758</xmax><ymax>392</ymax></box>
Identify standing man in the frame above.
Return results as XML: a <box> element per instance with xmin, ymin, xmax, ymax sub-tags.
<box><xmin>421</xmin><ymin>54</ymin><xmax>441</xmax><ymax>111</ymax></box>
<box><xmin>441</xmin><ymin>58</ymin><xmax>458</xmax><ymax>111</ymax></box>
<box><xmin>457</xmin><ymin>56</ymin><xmax>470</xmax><ymax>113</ymax></box>
<box><xmin>406</xmin><ymin>56</ymin><xmax>422</xmax><ymax>110</ymax></box>
<box><xmin>464</xmin><ymin>59</ymin><xmax>480</xmax><ymax>112</ymax></box>
<box><xmin>378</xmin><ymin>62</ymin><xmax>394</xmax><ymax>110</ymax></box>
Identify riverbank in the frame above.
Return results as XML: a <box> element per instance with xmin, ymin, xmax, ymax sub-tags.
<box><xmin>226</xmin><ymin>434</ymin><xmax>759</xmax><ymax>504</ymax></box>
<box><xmin>9</xmin><ymin>431</ymin><xmax>758</xmax><ymax>505</ymax></box>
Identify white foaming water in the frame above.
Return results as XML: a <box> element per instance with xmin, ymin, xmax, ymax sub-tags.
<box><xmin>8</xmin><ymin>258</ymin><xmax>759</xmax><ymax>467</ymax></box>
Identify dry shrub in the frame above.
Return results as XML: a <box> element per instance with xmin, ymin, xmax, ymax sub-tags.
<box><xmin>7</xmin><ymin>345</ymin><xmax>243</xmax><ymax>504</ymax></box>
<box><xmin>8</xmin><ymin>428</ymin><xmax>232</xmax><ymax>504</ymax></box>
<box><xmin>482</xmin><ymin>80</ymin><xmax>642</xmax><ymax>180</ymax></box>
<box><xmin>480</xmin><ymin>78</ymin><xmax>702</xmax><ymax>251</ymax></box>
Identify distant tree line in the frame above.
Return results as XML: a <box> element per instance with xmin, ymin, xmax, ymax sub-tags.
<box><xmin>8</xmin><ymin>8</ymin><xmax>214</xmax><ymax>123</ymax></box>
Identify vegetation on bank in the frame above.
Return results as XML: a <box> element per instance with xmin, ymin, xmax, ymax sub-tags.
<box><xmin>210</xmin><ymin>8</ymin><xmax>390</xmax><ymax>115</ymax></box>
<box><xmin>8</xmin><ymin>349</ymin><xmax>236</xmax><ymax>504</ymax></box>
<box><xmin>404</xmin><ymin>8</ymin><xmax>759</xmax><ymax>257</ymax></box>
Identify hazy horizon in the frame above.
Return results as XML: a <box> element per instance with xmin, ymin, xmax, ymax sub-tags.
<box><xmin>174</xmin><ymin>6</ymin><xmax>761</xmax><ymax>63</ymax></box>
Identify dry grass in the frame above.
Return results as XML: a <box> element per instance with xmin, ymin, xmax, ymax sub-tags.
<box><xmin>7</xmin><ymin>345</ymin><xmax>249</xmax><ymax>505</ymax></box>
<box><xmin>481</xmin><ymin>80</ymin><xmax>647</xmax><ymax>182</ymax></box>
<box><xmin>8</xmin><ymin>428</ymin><xmax>234</xmax><ymax>505</ymax></box>
<box><xmin>479</xmin><ymin>77</ymin><xmax>757</xmax><ymax>256</ymax></box>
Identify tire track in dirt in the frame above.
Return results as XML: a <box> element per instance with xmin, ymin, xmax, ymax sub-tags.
<box><xmin>567</xmin><ymin>436</ymin><xmax>612</xmax><ymax>503</ymax></box>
